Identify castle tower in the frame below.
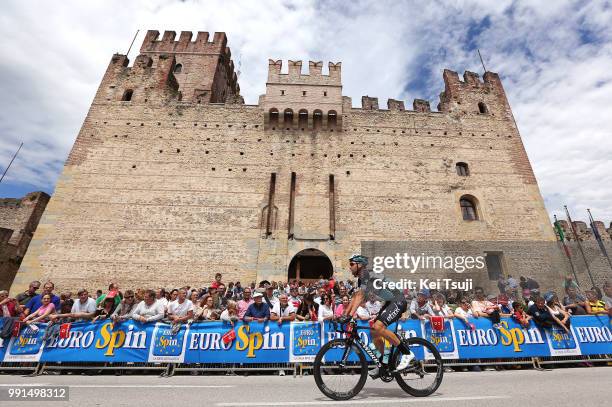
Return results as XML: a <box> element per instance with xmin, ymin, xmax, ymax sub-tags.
<box><xmin>139</xmin><ymin>30</ymin><xmax>240</xmax><ymax>103</ymax></box>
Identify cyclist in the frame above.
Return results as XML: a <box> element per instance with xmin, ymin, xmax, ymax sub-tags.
<box><xmin>339</xmin><ymin>254</ymin><xmax>414</xmax><ymax>379</ymax></box>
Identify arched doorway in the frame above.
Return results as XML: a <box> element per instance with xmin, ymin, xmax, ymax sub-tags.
<box><xmin>288</xmin><ymin>249</ymin><xmax>333</xmax><ymax>282</ymax></box>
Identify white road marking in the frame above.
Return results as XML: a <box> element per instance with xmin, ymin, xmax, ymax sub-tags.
<box><xmin>0</xmin><ymin>383</ymin><xmax>51</xmax><ymax>387</ymax></box>
<box><xmin>69</xmin><ymin>385</ymin><xmax>234</xmax><ymax>388</ymax></box>
<box><xmin>216</xmin><ymin>395</ymin><xmax>510</xmax><ymax>406</ymax></box>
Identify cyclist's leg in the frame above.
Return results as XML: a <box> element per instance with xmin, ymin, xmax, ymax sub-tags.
<box><xmin>372</xmin><ymin>300</ymin><xmax>406</xmax><ymax>347</ymax></box>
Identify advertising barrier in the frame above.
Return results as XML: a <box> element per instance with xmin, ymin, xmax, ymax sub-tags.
<box><xmin>1</xmin><ymin>316</ymin><xmax>610</xmax><ymax>364</ymax></box>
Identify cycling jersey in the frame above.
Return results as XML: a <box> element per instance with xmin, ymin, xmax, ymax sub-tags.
<box><xmin>357</xmin><ymin>269</ymin><xmax>405</xmax><ymax>302</ymax></box>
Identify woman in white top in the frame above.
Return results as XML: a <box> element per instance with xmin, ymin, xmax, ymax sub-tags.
<box><xmin>317</xmin><ymin>293</ymin><xmax>334</xmax><ymax>322</ymax></box>
<box><xmin>220</xmin><ymin>300</ymin><xmax>240</xmax><ymax>326</ymax></box>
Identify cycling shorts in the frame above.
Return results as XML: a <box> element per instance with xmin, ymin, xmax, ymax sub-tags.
<box><xmin>375</xmin><ymin>300</ymin><xmax>408</xmax><ymax>326</ymax></box>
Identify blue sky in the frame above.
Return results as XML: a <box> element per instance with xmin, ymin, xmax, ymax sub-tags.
<box><xmin>0</xmin><ymin>0</ymin><xmax>611</xmax><ymax>223</ymax></box>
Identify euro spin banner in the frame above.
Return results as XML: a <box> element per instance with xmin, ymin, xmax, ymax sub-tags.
<box><xmin>1</xmin><ymin>317</ymin><xmax>610</xmax><ymax>363</ymax></box>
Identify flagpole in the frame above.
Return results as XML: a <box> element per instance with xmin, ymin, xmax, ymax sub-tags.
<box><xmin>0</xmin><ymin>142</ymin><xmax>23</xmax><ymax>184</ymax></box>
<box><xmin>554</xmin><ymin>215</ymin><xmax>579</xmax><ymax>286</ymax></box>
<box><xmin>587</xmin><ymin>208</ymin><xmax>612</xmax><ymax>272</ymax></box>
<box><xmin>564</xmin><ymin>205</ymin><xmax>596</xmax><ymax>287</ymax></box>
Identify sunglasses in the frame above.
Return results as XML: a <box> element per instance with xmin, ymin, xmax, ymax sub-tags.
<box><xmin>125</xmin><ymin>296</ymin><xmax>134</xmax><ymax>299</ymax></box>
<box><xmin>349</xmin><ymin>262</ymin><xmax>356</xmax><ymax>266</ymax></box>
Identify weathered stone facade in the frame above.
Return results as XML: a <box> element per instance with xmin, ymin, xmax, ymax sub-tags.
<box><xmin>0</xmin><ymin>192</ymin><xmax>50</xmax><ymax>289</ymax></box>
<box><xmin>12</xmin><ymin>30</ymin><xmax>593</xmax><ymax>295</ymax></box>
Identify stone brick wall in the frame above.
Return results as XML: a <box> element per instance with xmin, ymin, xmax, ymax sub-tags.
<box><xmin>12</xmin><ymin>30</ymin><xmax>570</xmax><ymax>295</ymax></box>
<box><xmin>0</xmin><ymin>192</ymin><xmax>49</xmax><ymax>289</ymax></box>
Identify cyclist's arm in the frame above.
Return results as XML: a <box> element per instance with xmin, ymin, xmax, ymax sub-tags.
<box><xmin>343</xmin><ymin>289</ymin><xmax>364</xmax><ymax>318</ymax></box>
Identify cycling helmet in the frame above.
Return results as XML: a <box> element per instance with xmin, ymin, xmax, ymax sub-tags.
<box><xmin>348</xmin><ymin>254</ymin><xmax>368</xmax><ymax>266</ymax></box>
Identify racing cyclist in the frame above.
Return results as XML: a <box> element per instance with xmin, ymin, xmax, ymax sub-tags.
<box><xmin>339</xmin><ymin>254</ymin><xmax>414</xmax><ymax>379</ymax></box>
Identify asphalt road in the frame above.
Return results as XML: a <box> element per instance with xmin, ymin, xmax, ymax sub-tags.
<box><xmin>0</xmin><ymin>367</ymin><xmax>610</xmax><ymax>406</ymax></box>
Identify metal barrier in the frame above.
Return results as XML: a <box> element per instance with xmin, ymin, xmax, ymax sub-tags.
<box><xmin>1</xmin><ymin>355</ymin><xmax>610</xmax><ymax>376</ymax></box>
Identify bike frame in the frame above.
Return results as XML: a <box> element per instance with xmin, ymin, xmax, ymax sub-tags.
<box><xmin>334</xmin><ymin>321</ymin><xmax>401</xmax><ymax>370</ymax></box>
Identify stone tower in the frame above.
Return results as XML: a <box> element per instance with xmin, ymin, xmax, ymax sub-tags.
<box><xmin>12</xmin><ymin>30</ymin><xmax>565</xmax><ymax>294</ymax></box>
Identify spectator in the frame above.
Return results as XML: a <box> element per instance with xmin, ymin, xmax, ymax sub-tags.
<box><xmin>155</xmin><ymin>288</ymin><xmax>168</xmax><ymax>310</ymax></box>
<box><xmin>233</xmin><ymin>281</ymin><xmax>244</xmax><ymax>300</ymax></box>
<box><xmin>471</xmin><ymin>288</ymin><xmax>501</xmax><ymax>327</ymax></box>
<box><xmin>584</xmin><ymin>290</ymin><xmax>608</xmax><ymax>315</ymax></box>
<box><xmin>295</xmin><ymin>294</ymin><xmax>318</xmax><ymax>321</ymax></box>
<box><xmin>15</xmin><ymin>281</ymin><xmax>41</xmax><ymax>306</ymax></box>
<box><xmin>271</xmin><ymin>294</ymin><xmax>296</xmax><ymax>325</ymax></box>
<box><xmin>497</xmin><ymin>276</ymin><xmax>507</xmax><ymax>294</ymax></box>
<box><xmin>169</xmin><ymin>289</ymin><xmax>179</xmax><ymax>303</ymax></box>
<box><xmin>288</xmin><ymin>286</ymin><xmax>301</xmax><ymax>309</ymax></box>
<box><xmin>207</xmin><ymin>287</ymin><xmax>222</xmax><ymax>310</ymax></box>
<box><xmin>410</xmin><ymin>291</ymin><xmax>433</xmax><ymax>320</ymax></box>
<box><xmin>25</xmin><ymin>281</ymin><xmax>60</xmax><ymax>315</ymax></box>
<box><xmin>0</xmin><ymin>290</ymin><xmax>23</xmax><ymax>318</ymax></box>
<box><xmin>95</xmin><ymin>289</ymin><xmax>103</xmax><ymax>300</ymax></box>
<box><xmin>264</xmin><ymin>285</ymin><xmax>279</xmax><ymax>309</ymax></box>
<box><xmin>563</xmin><ymin>286</ymin><xmax>587</xmax><ymax>315</ymax></box>
<box><xmin>92</xmin><ymin>296</ymin><xmax>116</xmax><ymax>322</ymax></box>
<box><xmin>365</xmin><ymin>292</ymin><xmax>382</xmax><ymax>315</ymax></box>
<box><xmin>244</xmin><ymin>292</ymin><xmax>270</xmax><ymax>322</ymax></box>
<box><xmin>237</xmin><ymin>288</ymin><xmax>254</xmax><ymax>320</ymax></box>
<box><xmin>198</xmin><ymin>295</ymin><xmax>220</xmax><ymax>321</ymax></box>
<box><xmin>528</xmin><ymin>296</ymin><xmax>556</xmax><ymax>329</ymax></box>
<box><xmin>431</xmin><ymin>293</ymin><xmax>453</xmax><ymax>317</ymax></box>
<box><xmin>96</xmin><ymin>283</ymin><xmax>121</xmax><ymax>309</ymax></box>
<box><xmin>132</xmin><ymin>290</ymin><xmax>165</xmax><ymax>323</ymax></box>
<box><xmin>317</xmin><ymin>294</ymin><xmax>334</xmax><ymax>322</ymax></box>
<box><xmin>511</xmin><ymin>301</ymin><xmax>531</xmax><ymax>328</ymax></box>
<box><xmin>603</xmin><ymin>281</ymin><xmax>612</xmax><ymax>308</ymax></box>
<box><xmin>24</xmin><ymin>293</ymin><xmax>56</xmax><ymax>325</ymax></box>
<box><xmin>545</xmin><ymin>292</ymin><xmax>571</xmax><ymax>333</ymax></box>
<box><xmin>63</xmin><ymin>288</ymin><xmax>96</xmax><ymax>322</ymax></box>
<box><xmin>167</xmin><ymin>289</ymin><xmax>194</xmax><ymax>323</ymax></box>
<box><xmin>562</xmin><ymin>275</ymin><xmax>579</xmax><ymax>291</ymax></box>
<box><xmin>111</xmin><ymin>290</ymin><xmax>137</xmax><ymax>322</ymax></box>
<box><xmin>209</xmin><ymin>273</ymin><xmax>222</xmax><ymax>290</ymax></box>
<box><xmin>454</xmin><ymin>298</ymin><xmax>476</xmax><ymax>330</ymax></box>
<box><xmin>216</xmin><ymin>284</ymin><xmax>229</xmax><ymax>310</ymax></box>
<box><xmin>334</xmin><ymin>295</ymin><xmax>350</xmax><ymax>317</ymax></box>
<box><xmin>220</xmin><ymin>300</ymin><xmax>239</xmax><ymax>325</ymax></box>
<box><xmin>506</xmin><ymin>274</ymin><xmax>519</xmax><ymax>292</ymax></box>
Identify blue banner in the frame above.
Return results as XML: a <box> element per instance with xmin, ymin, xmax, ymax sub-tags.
<box><xmin>1</xmin><ymin>316</ymin><xmax>609</xmax><ymax>363</ymax></box>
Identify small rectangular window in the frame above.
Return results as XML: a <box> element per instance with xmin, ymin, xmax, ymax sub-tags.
<box><xmin>281</xmin><ymin>90</ymin><xmax>285</xmax><ymax>96</ymax></box>
<box><xmin>302</xmin><ymin>91</ymin><xmax>307</xmax><ymax>96</ymax></box>
<box><xmin>323</xmin><ymin>91</ymin><xmax>327</xmax><ymax>96</ymax></box>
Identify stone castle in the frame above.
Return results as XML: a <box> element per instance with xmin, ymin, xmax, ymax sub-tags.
<box><xmin>9</xmin><ymin>30</ymin><xmax>611</xmax><ymax>294</ymax></box>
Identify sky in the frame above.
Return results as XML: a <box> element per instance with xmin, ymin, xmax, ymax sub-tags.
<box><xmin>0</xmin><ymin>0</ymin><xmax>610</xmax><ymax>224</ymax></box>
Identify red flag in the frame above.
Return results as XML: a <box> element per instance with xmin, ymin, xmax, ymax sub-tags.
<box><xmin>11</xmin><ymin>321</ymin><xmax>22</xmax><ymax>337</ymax></box>
<box><xmin>430</xmin><ymin>316</ymin><xmax>445</xmax><ymax>332</ymax></box>
<box><xmin>222</xmin><ymin>328</ymin><xmax>236</xmax><ymax>344</ymax></box>
<box><xmin>59</xmin><ymin>323</ymin><xmax>72</xmax><ymax>339</ymax></box>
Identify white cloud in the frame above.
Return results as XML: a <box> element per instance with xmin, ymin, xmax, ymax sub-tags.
<box><xmin>0</xmin><ymin>0</ymin><xmax>610</xmax><ymax>224</ymax></box>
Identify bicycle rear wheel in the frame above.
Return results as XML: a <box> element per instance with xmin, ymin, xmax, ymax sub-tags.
<box><xmin>390</xmin><ymin>337</ymin><xmax>443</xmax><ymax>397</ymax></box>
<box><xmin>313</xmin><ymin>338</ymin><xmax>368</xmax><ymax>400</ymax></box>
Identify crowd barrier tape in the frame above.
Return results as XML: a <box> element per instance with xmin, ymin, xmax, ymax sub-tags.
<box><xmin>0</xmin><ymin>316</ymin><xmax>610</xmax><ymax>364</ymax></box>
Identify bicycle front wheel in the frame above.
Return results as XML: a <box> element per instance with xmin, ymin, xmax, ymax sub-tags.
<box><xmin>313</xmin><ymin>338</ymin><xmax>368</xmax><ymax>400</ymax></box>
<box><xmin>390</xmin><ymin>337</ymin><xmax>444</xmax><ymax>397</ymax></box>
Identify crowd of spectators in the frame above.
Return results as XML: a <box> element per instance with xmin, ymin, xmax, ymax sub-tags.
<box><xmin>1</xmin><ymin>273</ymin><xmax>611</xmax><ymax>341</ymax></box>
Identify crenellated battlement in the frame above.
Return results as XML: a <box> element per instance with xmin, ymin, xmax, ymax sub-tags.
<box><xmin>140</xmin><ymin>30</ymin><xmax>230</xmax><ymax>56</ymax></box>
<box><xmin>554</xmin><ymin>220</ymin><xmax>612</xmax><ymax>241</ymax></box>
<box><xmin>267</xmin><ymin>60</ymin><xmax>341</xmax><ymax>86</ymax></box>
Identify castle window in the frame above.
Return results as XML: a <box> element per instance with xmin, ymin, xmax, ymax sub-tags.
<box><xmin>456</xmin><ymin>162</ymin><xmax>469</xmax><ymax>176</ymax></box>
<box><xmin>460</xmin><ymin>195</ymin><xmax>479</xmax><ymax>221</ymax></box>
<box><xmin>174</xmin><ymin>64</ymin><xmax>182</xmax><ymax>74</ymax></box>
<box><xmin>269</xmin><ymin>108</ymin><xmax>279</xmax><ymax>127</ymax></box>
<box><xmin>328</xmin><ymin>110</ymin><xmax>337</xmax><ymax>128</ymax></box>
<box><xmin>302</xmin><ymin>91</ymin><xmax>307</xmax><ymax>96</ymax></box>
<box><xmin>313</xmin><ymin>109</ymin><xmax>323</xmax><ymax>130</ymax></box>
<box><xmin>298</xmin><ymin>109</ymin><xmax>308</xmax><ymax>128</ymax></box>
<box><xmin>121</xmin><ymin>89</ymin><xmax>133</xmax><ymax>101</ymax></box>
<box><xmin>284</xmin><ymin>108</ymin><xmax>294</xmax><ymax>127</ymax></box>
<box><xmin>478</xmin><ymin>102</ymin><xmax>488</xmax><ymax>114</ymax></box>
<box><xmin>281</xmin><ymin>90</ymin><xmax>285</xmax><ymax>96</ymax></box>
<box><xmin>324</xmin><ymin>91</ymin><xmax>327</xmax><ymax>97</ymax></box>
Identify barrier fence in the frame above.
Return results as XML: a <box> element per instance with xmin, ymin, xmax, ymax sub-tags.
<box><xmin>0</xmin><ymin>316</ymin><xmax>610</xmax><ymax>374</ymax></box>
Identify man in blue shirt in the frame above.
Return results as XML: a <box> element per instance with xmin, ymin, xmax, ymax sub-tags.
<box><xmin>243</xmin><ymin>292</ymin><xmax>270</xmax><ymax>322</ymax></box>
<box><xmin>25</xmin><ymin>281</ymin><xmax>60</xmax><ymax>315</ymax></box>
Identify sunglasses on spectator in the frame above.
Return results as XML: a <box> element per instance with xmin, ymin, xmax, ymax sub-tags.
<box><xmin>125</xmin><ymin>295</ymin><xmax>134</xmax><ymax>299</ymax></box>
<box><xmin>349</xmin><ymin>262</ymin><xmax>356</xmax><ymax>266</ymax></box>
